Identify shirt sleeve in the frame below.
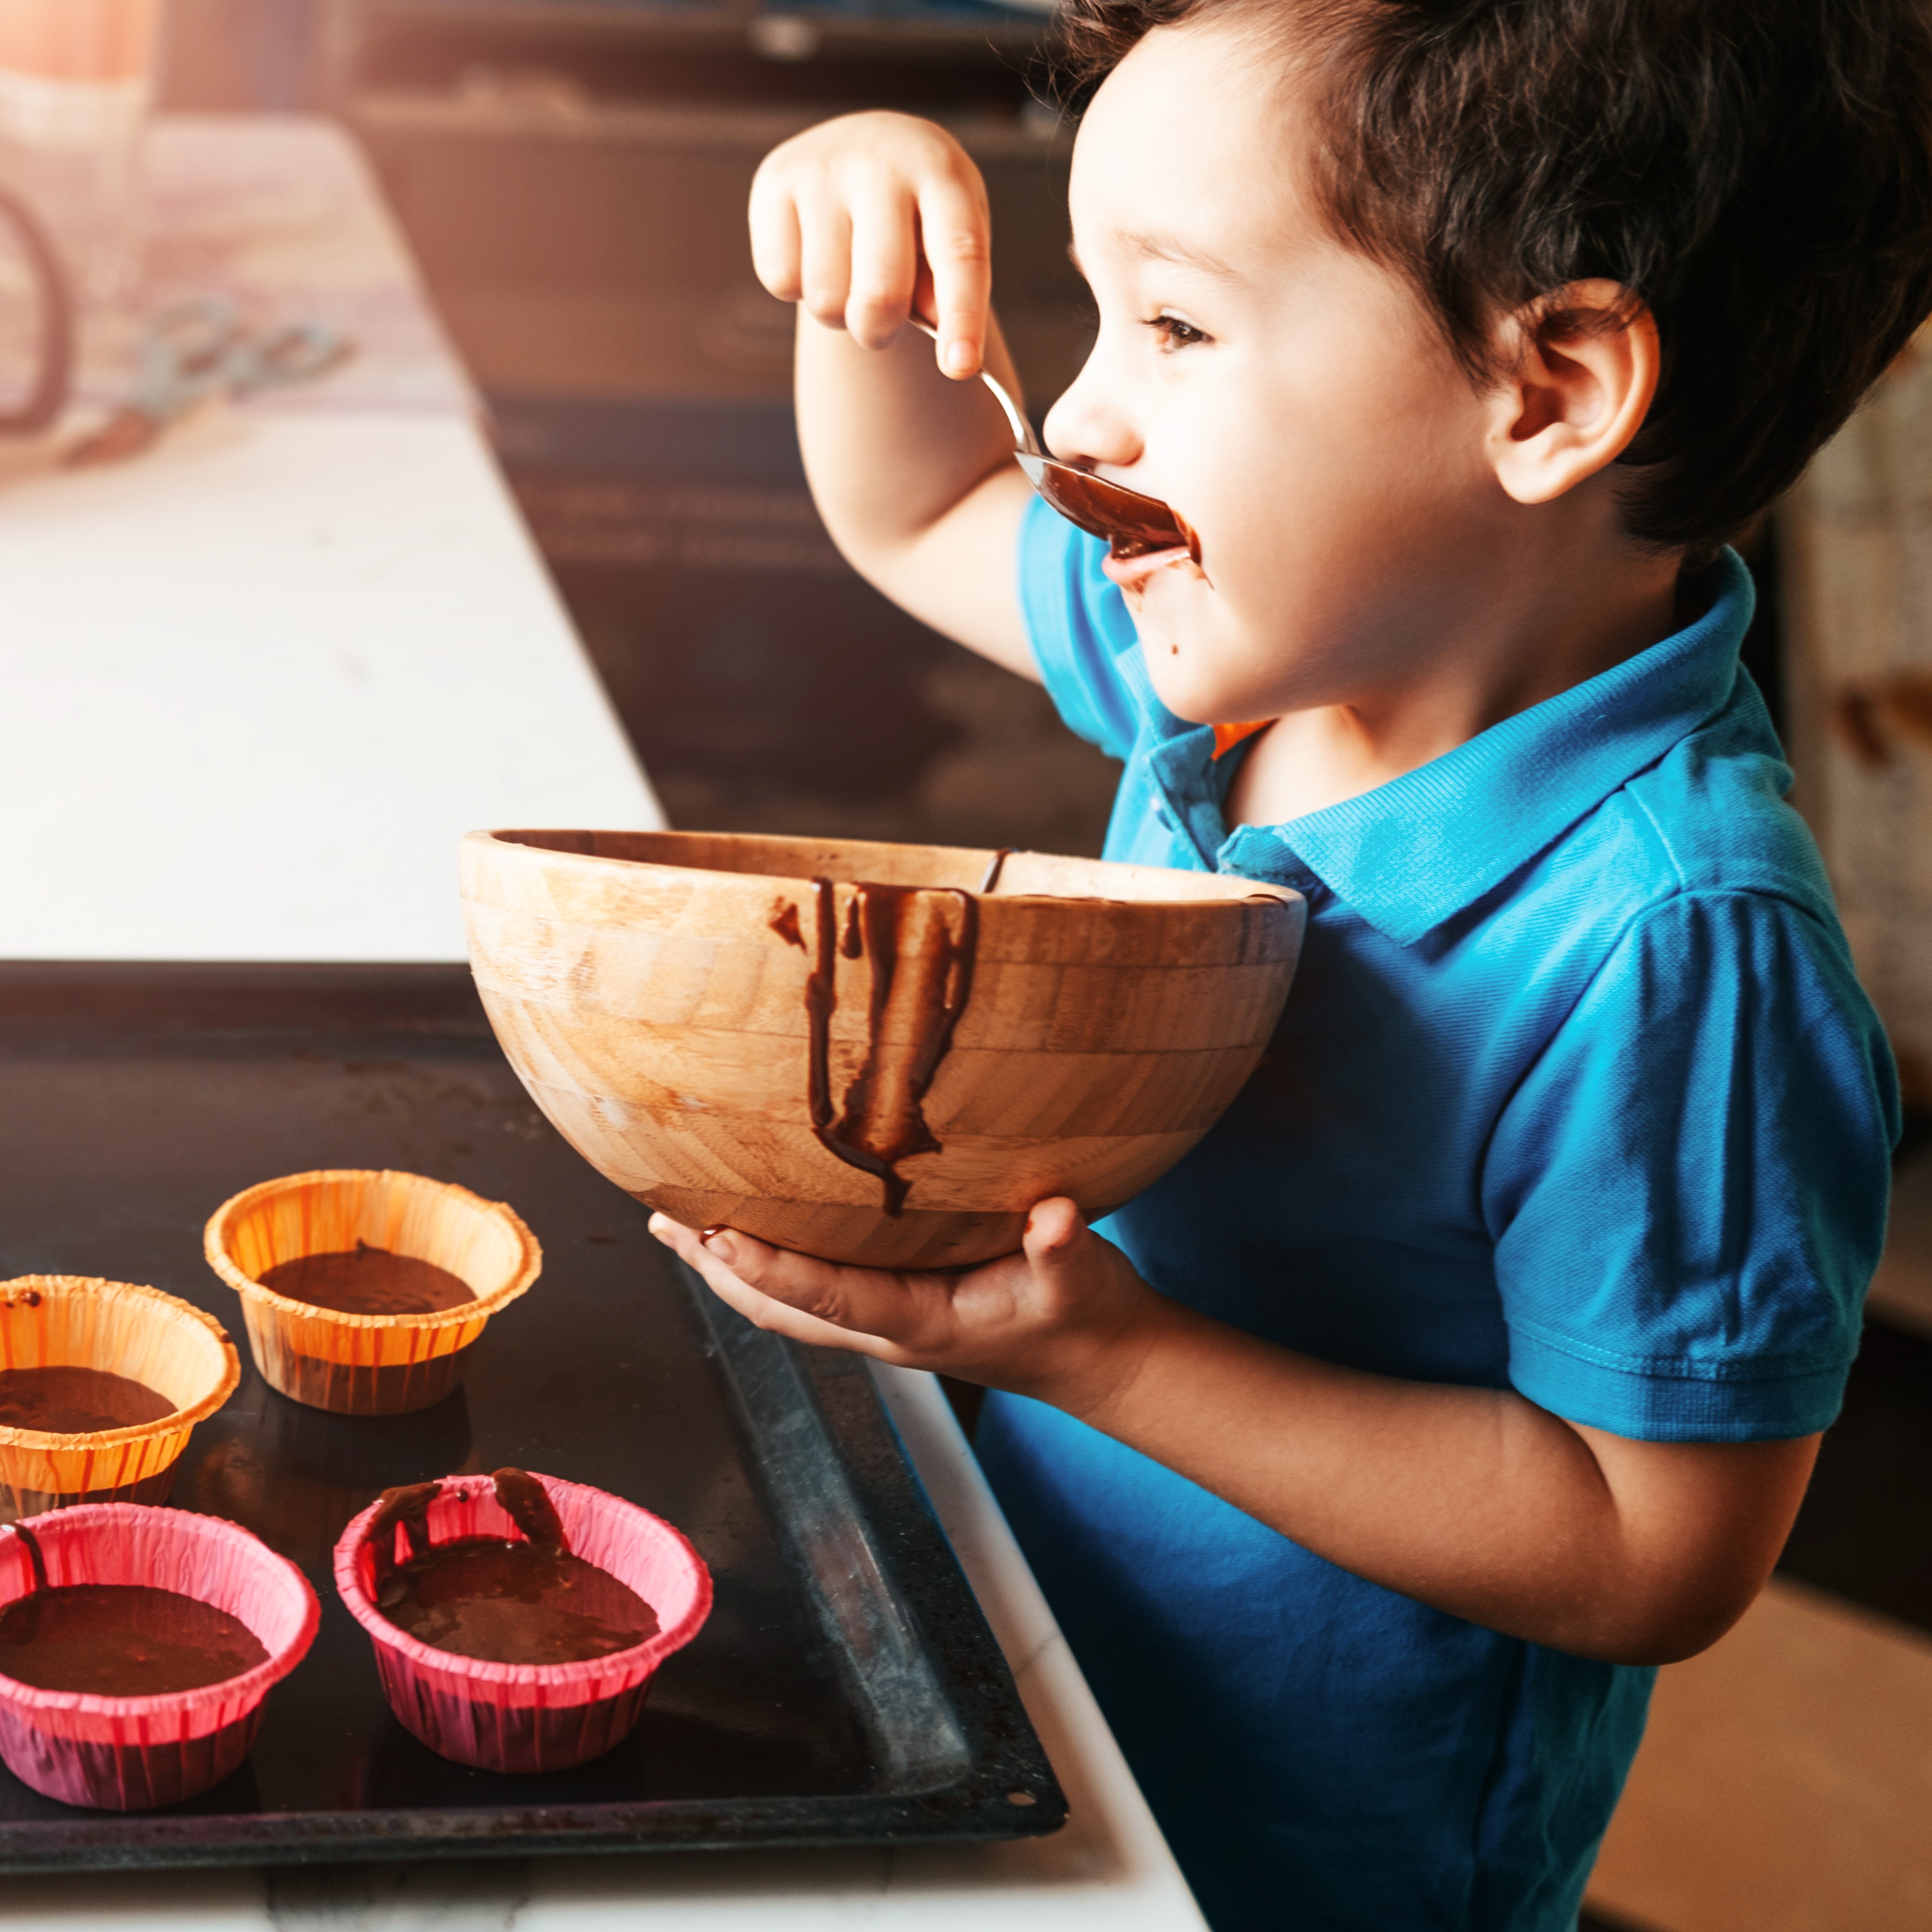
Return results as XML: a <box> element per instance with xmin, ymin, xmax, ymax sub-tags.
<box><xmin>1485</xmin><ymin>888</ymin><xmax>1898</xmax><ymax>1442</ymax></box>
<box><xmin>1016</xmin><ymin>492</ymin><xmax>1142</xmax><ymax>762</ymax></box>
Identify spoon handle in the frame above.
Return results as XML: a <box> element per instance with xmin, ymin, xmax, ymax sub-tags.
<box><xmin>909</xmin><ymin>319</ymin><xmax>1041</xmax><ymax>457</ymax></box>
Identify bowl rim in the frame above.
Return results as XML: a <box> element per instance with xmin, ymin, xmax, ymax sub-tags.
<box><xmin>0</xmin><ymin>1277</ymin><xmax>242</xmax><ymax>1452</ymax></box>
<box><xmin>333</xmin><ymin>1470</ymin><xmax>714</xmax><ymax>1691</ymax></box>
<box><xmin>0</xmin><ymin>1502</ymin><xmax>320</xmax><ymax>1718</ymax></box>
<box><xmin>465</xmin><ymin>827</ymin><xmax>1304</xmax><ymax>914</ymax></box>
<box><xmin>203</xmin><ymin>1168</ymin><xmax>543</xmax><ymax>1334</ymax></box>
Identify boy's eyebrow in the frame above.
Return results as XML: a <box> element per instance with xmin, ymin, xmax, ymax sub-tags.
<box><xmin>1068</xmin><ymin>231</ymin><xmax>1245</xmax><ymax>284</ymax></box>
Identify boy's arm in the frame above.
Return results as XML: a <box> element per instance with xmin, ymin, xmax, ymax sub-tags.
<box><xmin>753</xmin><ymin>112</ymin><xmax>1039</xmax><ymax>678</ymax></box>
<box><xmin>650</xmin><ymin>1202</ymin><xmax>1818</xmax><ymax>1668</ymax></box>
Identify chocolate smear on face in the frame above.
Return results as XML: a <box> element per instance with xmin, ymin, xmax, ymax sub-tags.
<box><xmin>260</xmin><ymin>1241</ymin><xmax>475</xmax><ymax>1316</ymax></box>
<box><xmin>0</xmin><ymin>1366</ymin><xmax>174</xmax><ymax>1433</ymax></box>
<box><xmin>799</xmin><ymin>878</ymin><xmax>978</xmax><ymax>1217</ymax></box>
<box><xmin>0</xmin><ymin>1583</ymin><xmax>267</xmax><ymax>1695</ymax></box>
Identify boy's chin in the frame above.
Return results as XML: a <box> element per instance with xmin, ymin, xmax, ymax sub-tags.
<box><xmin>1138</xmin><ymin>638</ymin><xmax>1261</xmax><ymax>729</ymax></box>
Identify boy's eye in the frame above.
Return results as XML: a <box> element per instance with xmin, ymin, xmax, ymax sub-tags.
<box><xmin>1147</xmin><ymin>312</ymin><xmax>1209</xmax><ymax>348</ymax></box>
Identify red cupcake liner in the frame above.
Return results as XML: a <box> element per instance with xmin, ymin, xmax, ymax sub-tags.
<box><xmin>334</xmin><ymin>1472</ymin><xmax>711</xmax><ymax>1775</ymax></box>
<box><xmin>0</xmin><ymin>1504</ymin><xmax>319</xmax><ymax>1809</ymax></box>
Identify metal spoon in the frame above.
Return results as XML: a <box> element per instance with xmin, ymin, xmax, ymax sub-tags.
<box><xmin>911</xmin><ymin>320</ymin><xmax>1198</xmax><ymax>562</ymax></box>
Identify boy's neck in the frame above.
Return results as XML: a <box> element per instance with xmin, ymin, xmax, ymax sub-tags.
<box><xmin>1225</xmin><ymin>548</ymin><xmax>1685</xmax><ymax>829</ymax></box>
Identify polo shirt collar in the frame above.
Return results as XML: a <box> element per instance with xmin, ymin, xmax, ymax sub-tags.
<box><xmin>1128</xmin><ymin>550</ymin><xmax>1756</xmax><ymax>947</ymax></box>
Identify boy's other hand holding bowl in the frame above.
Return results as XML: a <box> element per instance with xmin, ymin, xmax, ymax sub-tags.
<box><xmin>650</xmin><ymin>1199</ymin><xmax>1157</xmax><ymax>1423</ymax></box>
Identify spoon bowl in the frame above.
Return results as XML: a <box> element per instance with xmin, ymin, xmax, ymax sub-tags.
<box><xmin>912</xmin><ymin>320</ymin><xmax>1198</xmax><ymax>561</ymax></box>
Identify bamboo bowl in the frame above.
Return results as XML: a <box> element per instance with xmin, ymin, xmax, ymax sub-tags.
<box><xmin>204</xmin><ymin>1171</ymin><xmax>542</xmax><ymax>1416</ymax></box>
<box><xmin>462</xmin><ymin>829</ymin><xmax>1306</xmax><ymax>1270</ymax></box>
<box><xmin>0</xmin><ymin>1278</ymin><xmax>240</xmax><ymax>1524</ymax></box>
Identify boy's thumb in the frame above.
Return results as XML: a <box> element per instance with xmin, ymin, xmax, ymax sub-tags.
<box><xmin>1022</xmin><ymin>1197</ymin><xmax>1088</xmax><ymax>1270</ymax></box>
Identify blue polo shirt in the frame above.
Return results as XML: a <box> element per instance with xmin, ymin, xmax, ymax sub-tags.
<box><xmin>975</xmin><ymin>499</ymin><xmax>1898</xmax><ymax>1932</ymax></box>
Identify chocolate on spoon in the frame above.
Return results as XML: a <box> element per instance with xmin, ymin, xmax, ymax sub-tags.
<box><xmin>910</xmin><ymin>320</ymin><xmax>1200</xmax><ymax>564</ymax></box>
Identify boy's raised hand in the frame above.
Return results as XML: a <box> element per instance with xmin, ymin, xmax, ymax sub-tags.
<box><xmin>648</xmin><ymin>1200</ymin><xmax>1158</xmax><ymax>1413</ymax></box>
<box><xmin>749</xmin><ymin>111</ymin><xmax>993</xmax><ymax>380</ymax></box>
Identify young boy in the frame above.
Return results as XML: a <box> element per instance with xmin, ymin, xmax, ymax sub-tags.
<box><xmin>650</xmin><ymin>2</ymin><xmax>1932</xmax><ymax>1924</ymax></box>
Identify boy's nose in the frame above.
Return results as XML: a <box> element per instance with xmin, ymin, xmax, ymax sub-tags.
<box><xmin>1042</xmin><ymin>352</ymin><xmax>1143</xmax><ymax>477</ymax></box>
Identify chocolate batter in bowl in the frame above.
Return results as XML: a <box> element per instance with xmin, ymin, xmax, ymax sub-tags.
<box><xmin>0</xmin><ymin>1277</ymin><xmax>240</xmax><ymax>1523</ymax></box>
<box><xmin>203</xmin><ymin>1170</ymin><xmax>542</xmax><ymax>1417</ymax></box>
<box><xmin>333</xmin><ymin>1469</ymin><xmax>711</xmax><ymax>1775</ymax></box>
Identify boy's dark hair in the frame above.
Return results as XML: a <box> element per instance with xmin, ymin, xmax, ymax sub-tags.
<box><xmin>1055</xmin><ymin>0</ymin><xmax>1932</xmax><ymax>565</ymax></box>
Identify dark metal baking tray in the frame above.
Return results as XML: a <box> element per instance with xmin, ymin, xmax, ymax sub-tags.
<box><xmin>0</xmin><ymin>962</ymin><xmax>1065</xmax><ymax>1872</ymax></box>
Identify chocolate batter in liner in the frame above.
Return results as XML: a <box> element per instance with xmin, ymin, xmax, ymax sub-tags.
<box><xmin>365</xmin><ymin>1469</ymin><xmax>658</xmax><ymax>1667</ymax></box>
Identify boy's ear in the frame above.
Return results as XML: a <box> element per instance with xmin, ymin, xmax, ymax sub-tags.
<box><xmin>1483</xmin><ymin>281</ymin><xmax>1659</xmax><ymax>507</ymax></box>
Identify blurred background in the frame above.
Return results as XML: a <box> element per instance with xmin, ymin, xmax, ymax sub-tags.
<box><xmin>164</xmin><ymin>0</ymin><xmax>1124</xmax><ymax>857</ymax></box>
<box><xmin>28</xmin><ymin>2</ymin><xmax>1932</xmax><ymax>1924</ymax></box>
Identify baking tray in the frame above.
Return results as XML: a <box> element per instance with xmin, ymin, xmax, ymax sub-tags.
<box><xmin>0</xmin><ymin>962</ymin><xmax>1065</xmax><ymax>1872</ymax></box>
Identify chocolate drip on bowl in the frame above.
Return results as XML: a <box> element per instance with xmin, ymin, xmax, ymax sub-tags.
<box><xmin>797</xmin><ymin>878</ymin><xmax>979</xmax><ymax>1217</ymax></box>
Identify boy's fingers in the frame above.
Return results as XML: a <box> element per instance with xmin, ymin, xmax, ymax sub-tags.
<box><xmin>796</xmin><ymin>196</ymin><xmax>855</xmax><ymax>330</ymax></box>
<box><xmin>748</xmin><ymin>177</ymin><xmax>804</xmax><ymax>302</ymax></box>
<box><xmin>648</xmin><ymin>1213</ymin><xmax>931</xmax><ymax>1349</ymax></box>
<box><xmin>845</xmin><ymin>185</ymin><xmax>919</xmax><ymax>350</ymax></box>
<box><xmin>703</xmin><ymin>1226</ymin><xmax>934</xmax><ymax>1345</ymax></box>
<box><xmin>915</xmin><ymin>175</ymin><xmax>991</xmax><ymax>377</ymax></box>
<box><xmin>650</xmin><ymin>1214</ymin><xmax>927</xmax><ymax>1365</ymax></box>
<box><xmin>699</xmin><ymin>1259</ymin><xmax>910</xmax><ymax>1364</ymax></box>
<box><xmin>1022</xmin><ymin>1196</ymin><xmax>1089</xmax><ymax>1265</ymax></box>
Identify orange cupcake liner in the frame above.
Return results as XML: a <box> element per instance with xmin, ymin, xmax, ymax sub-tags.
<box><xmin>0</xmin><ymin>1278</ymin><xmax>240</xmax><ymax>1522</ymax></box>
<box><xmin>204</xmin><ymin>1170</ymin><xmax>541</xmax><ymax>1416</ymax></box>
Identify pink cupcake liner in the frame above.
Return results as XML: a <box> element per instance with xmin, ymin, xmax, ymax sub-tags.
<box><xmin>0</xmin><ymin>1504</ymin><xmax>319</xmax><ymax>1810</ymax></box>
<box><xmin>334</xmin><ymin>1472</ymin><xmax>711</xmax><ymax>1775</ymax></box>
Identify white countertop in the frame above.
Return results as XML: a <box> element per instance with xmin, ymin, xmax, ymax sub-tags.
<box><xmin>0</xmin><ymin>117</ymin><xmax>1203</xmax><ymax>1932</ymax></box>
<box><xmin>0</xmin><ymin>119</ymin><xmax>656</xmax><ymax>964</ymax></box>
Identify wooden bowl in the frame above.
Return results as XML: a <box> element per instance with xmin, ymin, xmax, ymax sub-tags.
<box><xmin>461</xmin><ymin>830</ymin><xmax>1306</xmax><ymax>1270</ymax></box>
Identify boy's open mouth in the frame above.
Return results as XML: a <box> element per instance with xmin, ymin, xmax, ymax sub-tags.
<box><xmin>1101</xmin><ymin>545</ymin><xmax>1201</xmax><ymax>591</ymax></box>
